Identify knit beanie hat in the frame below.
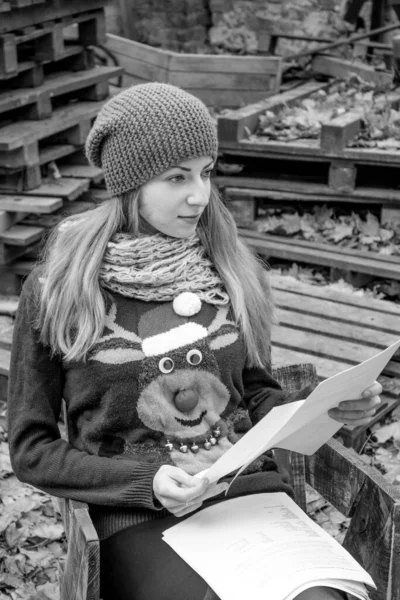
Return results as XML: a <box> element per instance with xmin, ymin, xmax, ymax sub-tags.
<box><xmin>85</xmin><ymin>83</ymin><xmax>218</xmax><ymax>197</ymax></box>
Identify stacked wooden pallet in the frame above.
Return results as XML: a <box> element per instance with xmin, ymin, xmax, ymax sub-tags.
<box><xmin>0</xmin><ymin>0</ymin><xmax>123</xmax><ymax>288</ymax></box>
<box><xmin>215</xmin><ymin>77</ymin><xmax>400</xmax><ymax>281</ymax></box>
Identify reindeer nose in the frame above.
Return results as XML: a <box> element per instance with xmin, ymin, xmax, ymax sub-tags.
<box><xmin>174</xmin><ymin>389</ymin><xmax>198</xmax><ymax>413</ymax></box>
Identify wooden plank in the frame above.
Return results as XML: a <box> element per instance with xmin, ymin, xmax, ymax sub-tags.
<box><xmin>115</xmin><ymin>0</ymin><xmax>134</xmax><ymax>38</ymax></box>
<box><xmin>312</xmin><ymin>54</ymin><xmax>393</xmax><ymax>87</ymax></box>
<box><xmin>0</xmin><ymin>33</ymin><xmax>17</xmax><ymax>77</ymax></box>
<box><xmin>271</xmin><ymin>345</ymin><xmax>352</xmax><ymax>379</ymax></box>
<box><xmin>0</xmin><ymin>100</ymin><xmax>106</xmax><ymax>151</ymax></box>
<box><xmin>273</xmin><ymin>288</ymin><xmax>400</xmax><ymax>334</ymax></box>
<box><xmin>58</xmin><ymin>164</ymin><xmax>103</xmax><ymax>183</ymax></box>
<box><xmin>0</xmin><ymin>195</ymin><xmax>62</xmax><ymax>213</ymax></box>
<box><xmin>187</xmin><ymin>88</ymin><xmax>277</xmax><ymax>108</ymax></box>
<box><xmin>105</xmin><ymin>34</ymin><xmax>171</xmax><ymax>70</ymax></box>
<box><xmin>219</xmin><ymin>133</ymin><xmax>400</xmax><ymax>165</ymax></box>
<box><xmin>307</xmin><ymin>437</ymin><xmax>398</xmax><ymax>515</ymax></box>
<box><xmin>39</xmin><ymin>144</ymin><xmax>79</xmax><ymax>166</ymax></box>
<box><xmin>21</xmin><ymin>200</ymin><xmax>95</xmax><ymax>229</ymax></box>
<box><xmin>217</xmin><ymin>80</ymin><xmax>329</xmax><ymax>143</ymax></box>
<box><xmin>0</xmin><ymin>1</ymin><xmax>108</xmax><ymax>34</ymax></box>
<box><xmin>108</xmin><ymin>52</ymin><xmax>170</xmax><ymax>85</ymax></box>
<box><xmin>242</xmin><ymin>233</ymin><xmax>400</xmax><ymax>280</ymax></box>
<box><xmin>243</xmin><ymin>230</ymin><xmax>400</xmax><ymax>266</ymax></box>
<box><xmin>168</xmin><ymin>53</ymin><xmax>282</xmax><ymax>75</ymax></box>
<box><xmin>276</xmin><ymin>308</ymin><xmax>397</xmax><ymax>350</ymax></box>
<box><xmin>60</xmin><ymin>506</ymin><xmax>100</xmax><ymax>600</ymax></box>
<box><xmin>0</xmin><ymin>224</ymin><xmax>44</xmax><ymax>246</ymax></box>
<box><xmin>8</xmin><ymin>259</ymin><xmax>34</xmax><ymax>276</ymax></box>
<box><xmin>0</xmin><ymin>66</ymin><xmax>122</xmax><ymax>115</ymax></box>
<box><xmin>0</xmin><ymin>297</ymin><xmax>18</xmax><ymax>316</ymax></box>
<box><xmin>307</xmin><ymin>438</ymin><xmax>400</xmax><ymax>599</ymax></box>
<box><xmin>168</xmin><ymin>71</ymin><xmax>276</xmax><ymax>92</ymax></box>
<box><xmin>0</xmin><ymin>347</ymin><xmax>10</xmax><ymax>376</ymax></box>
<box><xmin>270</xmin><ymin>273</ymin><xmax>400</xmax><ymax>316</ymax></box>
<box><xmin>0</xmin><ymin>240</ymin><xmax>40</xmax><ymax>265</ymax></box>
<box><xmin>222</xmin><ymin>182</ymin><xmax>400</xmax><ymax>205</ymax></box>
<box><xmin>320</xmin><ymin>112</ymin><xmax>362</xmax><ymax>153</ymax></box>
<box><xmin>19</xmin><ymin>178</ymin><xmax>90</xmax><ymax>201</ymax></box>
<box><xmin>0</xmin><ymin>210</ymin><xmax>28</xmax><ymax>232</ymax></box>
<box><xmin>0</xmin><ymin>315</ymin><xmax>13</xmax><ymax>349</ymax></box>
<box><xmin>272</xmin><ymin>324</ymin><xmax>397</xmax><ymax>369</ymax></box>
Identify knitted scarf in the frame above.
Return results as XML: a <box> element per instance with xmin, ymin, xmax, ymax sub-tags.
<box><xmin>99</xmin><ymin>233</ymin><xmax>230</xmax><ymax>305</ymax></box>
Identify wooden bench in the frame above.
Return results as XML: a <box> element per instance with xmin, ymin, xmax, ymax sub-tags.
<box><xmin>58</xmin><ymin>364</ymin><xmax>400</xmax><ymax>600</ymax></box>
<box><xmin>269</xmin><ymin>273</ymin><xmax>400</xmax><ymax>450</ymax></box>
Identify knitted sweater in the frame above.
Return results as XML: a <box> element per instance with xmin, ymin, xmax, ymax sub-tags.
<box><xmin>8</xmin><ymin>269</ymin><xmax>293</xmax><ymax>540</ymax></box>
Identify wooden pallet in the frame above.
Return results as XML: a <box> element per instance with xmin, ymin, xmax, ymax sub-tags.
<box><xmin>0</xmin><ymin>97</ymin><xmax>111</xmax><ymax>194</ymax></box>
<box><xmin>238</xmin><ymin>228</ymin><xmax>400</xmax><ymax>282</ymax></box>
<box><xmin>0</xmin><ymin>65</ymin><xmax>122</xmax><ymax>121</ymax></box>
<box><xmin>0</xmin><ymin>0</ymin><xmax>108</xmax><ymax>34</ymax></box>
<box><xmin>270</xmin><ymin>273</ymin><xmax>400</xmax><ymax>450</ymax></box>
<box><xmin>0</xmin><ymin>165</ymin><xmax>103</xmax><ymax>265</ymax></box>
<box><xmin>0</xmin><ymin>9</ymin><xmax>106</xmax><ymax>81</ymax></box>
<box><xmin>217</xmin><ymin>80</ymin><xmax>400</xmax><ymax>202</ymax></box>
<box><xmin>2</xmin><ymin>44</ymin><xmax>95</xmax><ymax>90</ymax></box>
<box><xmin>0</xmin><ymin>66</ymin><xmax>122</xmax><ymax>192</ymax></box>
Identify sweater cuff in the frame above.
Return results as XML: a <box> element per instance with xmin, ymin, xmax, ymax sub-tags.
<box><xmin>120</xmin><ymin>461</ymin><xmax>164</xmax><ymax>510</ymax></box>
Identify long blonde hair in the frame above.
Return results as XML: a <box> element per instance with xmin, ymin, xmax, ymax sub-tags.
<box><xmin>36</xmin><ymin>185</ymin><xmax>274</xmax><ymax>367</ymax></box>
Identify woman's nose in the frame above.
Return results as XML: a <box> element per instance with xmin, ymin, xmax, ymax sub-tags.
<box><xmin>186</xmin><ymin>193</ymin><xmax>209</xmax><ymax>207</ymax></box>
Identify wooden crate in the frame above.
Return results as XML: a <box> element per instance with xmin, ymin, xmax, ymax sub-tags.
<box><xmin>270</xmin><ymin>273</ymin><xmax>400</xmax><ymax>451</ymax></box>
<box><xmin>105</xmin><ymin>33</ymin><xmax>283</xmax><ymax>108</ymax></box>
<box><xmin>217</xmin><ymin>80</ymin><xmax>400</xmax><ymax>200</ymax></box>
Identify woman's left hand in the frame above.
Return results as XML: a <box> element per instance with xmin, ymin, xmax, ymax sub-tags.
<box><xmin>328</xmin><ymin>381</ymin><xmax>382</xmax><ymax>426</ymax></box>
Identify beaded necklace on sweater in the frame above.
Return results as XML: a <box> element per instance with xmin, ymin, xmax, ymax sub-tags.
<box><xmin>99</xmin><ymin>232</ymin><xmax>230</xmax><ymax>305</ymax></box>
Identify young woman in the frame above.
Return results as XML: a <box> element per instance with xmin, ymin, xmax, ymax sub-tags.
<box><xmin>8</xmin><ymin>83</ymin><xmax>381</xmax><ymax>600</ymax></box>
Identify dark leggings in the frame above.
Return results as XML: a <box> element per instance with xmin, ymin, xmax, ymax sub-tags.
<box><xmin>100</xmin><ymin>514</ymin><xmax>214</xmax><ymax>600</ymax></box>
<box><xmin>100</xmin><ymin>516</ymin><xmax>350</xmax><ymax>600</ymax></box>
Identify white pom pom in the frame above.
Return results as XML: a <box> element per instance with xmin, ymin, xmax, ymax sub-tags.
<box><xmin>173</xmin><ymin>292</ymin><xmax>202</xmax><ymax>317</ymax></box>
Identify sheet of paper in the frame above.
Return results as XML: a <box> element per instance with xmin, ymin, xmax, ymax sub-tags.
<box><xmin>198</xmin><ymin>339</ymin><xmax>400</xmax><ymax>484</ymax></box>
<box><xmin>163</xmin><ymin>492</ymin><xmax>375</xmax><ymax>600</ymax></box>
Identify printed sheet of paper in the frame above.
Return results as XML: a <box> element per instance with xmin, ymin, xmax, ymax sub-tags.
<box><xmin>198</xmin><ymin>339</ymin><xmax>400</xmax><ymax>485</ymax></box>
<box><xmin>163</xmin><ymin>492</ymin><xmax>375</xmax><ymax>600</ymax></box>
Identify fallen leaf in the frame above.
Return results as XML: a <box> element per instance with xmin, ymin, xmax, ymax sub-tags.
<box><xmin>379</xmin><ymin>228</ymin><xmax>394</xmax><ymax>242</ymax></box>
<box><xmin>358</xmin><ymin>212</ymin><xmax>380</xmax><ymax>236</ymax></box>
<box><xmin>29</xmin><ymin>522</ymin><xmax>64</xmax><ymax>542</ymax></box>
<box><xmin>5</xmin><ymin>522</ymin><xmax>30</xmax><ymax>548</ymax></box>
<box><xmin>326</xmin><ymin>221</ymin><xmax>354</xmax><ymax>243</ymax></box>
<box><xmin>380</xmin><ymin>281</ymin><xmax>400</xmax><ymax>297</ymax></box>
<box><xmin>373</xmin><ymin>421</ymin><xmax>400</xmax><ymax>443</ymax></box>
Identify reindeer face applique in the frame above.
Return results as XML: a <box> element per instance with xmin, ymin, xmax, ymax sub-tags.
<box><xmin>89</xmin><ymin>293</ymin><xmax>241</xmax><ymax>474</ymax></box>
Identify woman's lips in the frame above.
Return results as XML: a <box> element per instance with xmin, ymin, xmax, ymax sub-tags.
<box><xmin>178</xmin><ymin>215</ymin><xmax>201</xmax><ymax>222</ymax></box>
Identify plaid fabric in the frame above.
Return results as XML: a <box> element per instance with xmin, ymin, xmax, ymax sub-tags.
<box><xmin>272</xmin><ymin>363</ymin><xmax>319</xmax><ymax>512</ymax></box>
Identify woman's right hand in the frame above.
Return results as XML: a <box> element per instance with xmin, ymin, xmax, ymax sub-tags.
<box><xmin>153</xmin><ymin>464</ymin><xmax>228</xmax><ymax>517</ymax></box>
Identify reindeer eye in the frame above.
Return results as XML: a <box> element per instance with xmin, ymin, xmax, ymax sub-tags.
<box><xmin>186</xmin><ymin>349</ymin><xmax>202</xmax><ymax>366</ymax></box>
<box><xmin>159</xmin><ymin>357</ymin><xmax>174</xmax><ymax>373</ymax></box>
